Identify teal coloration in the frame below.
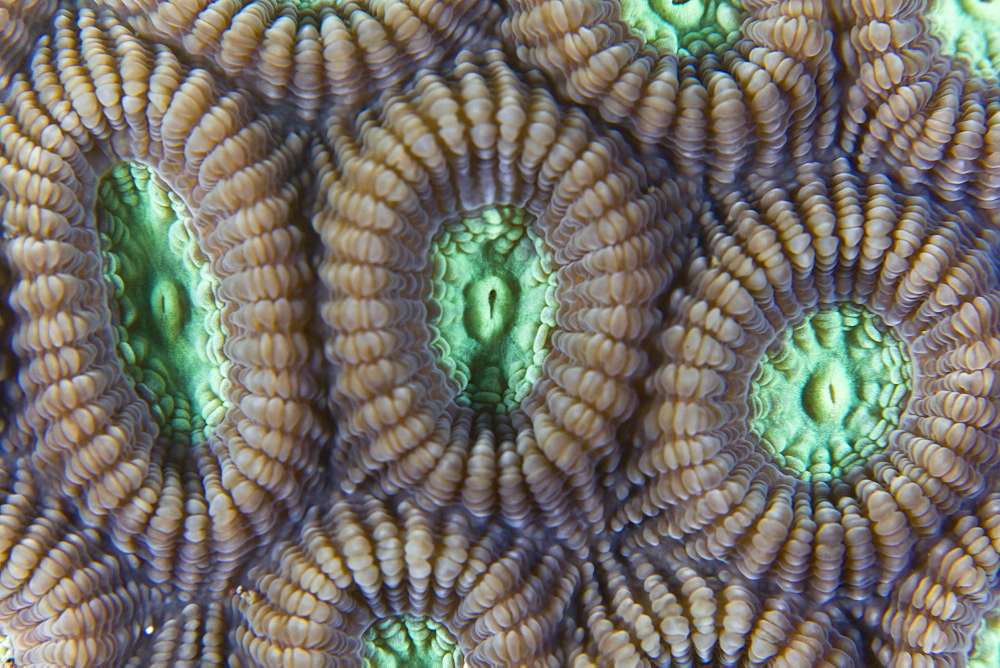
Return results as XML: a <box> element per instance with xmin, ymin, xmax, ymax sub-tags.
<box><xmin>362</xmin><ymin>617</ymin><xmax>463</xmax><ymax>668</ymax></box>
<box><xmin>427</xmin><ymin>206</ymin><xmax>557</xmax><ymax>414</ymax></box>
<box><xmin>97</xmin><ymin>162</ymin><xmax>229</xmax><ymax>445</ymax></box>
<box><xmin>750</xmin><ymin>303</ymin><xmax>912</xmax><ymax>481</ymax></box>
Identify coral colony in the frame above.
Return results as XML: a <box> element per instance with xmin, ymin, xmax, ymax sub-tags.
<box><xmin>3</xmin><ymin>0</ymin><xmax>1000</xmax><ymax>666</ymax></box>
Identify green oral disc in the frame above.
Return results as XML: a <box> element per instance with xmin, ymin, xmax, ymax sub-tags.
<box><xmin>972</xmin><ymin>607</ymin><xmax>1000</xmax><ymax>668</ymax></box>
<box><xmin>427</xmin><ymin>206</ymin><xmax>557</xmax><ymax>414</ymax></box>
<box><xmin>96</xmin><ymin>162</ymin><xmax>229</xmax><ymax>445</ymax></box>
<box><xmin>619</xmin><ymin>0</ymin><xmax>745</xmax><ymax>54</ymax></box>
<box><xmin>750</xmin><ymin>303</ymin><xmax>912</xmax><ymax>481</ymax></box>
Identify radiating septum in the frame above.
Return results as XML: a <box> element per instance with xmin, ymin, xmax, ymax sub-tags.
<box><xmin>97</xmin><ymin>162</ymin><xmax>229</xmax><ymax>445</ymax></box>
<box><xmin>750</xmin><ymin>302</ymin><xmax>912</xmax><ymax>481</ymax></box>
<box><xmin>427</xmin><ymin>206</ymin><xmax>557</xmax><ymax>414</ymax></box>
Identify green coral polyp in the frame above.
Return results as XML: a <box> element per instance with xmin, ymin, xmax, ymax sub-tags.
<box><xmin>97</xmin><ymin>162</ymin><xmax>229</xmax><ymax>445</ymax></box>
<box><xmin>427</xmin><ymin>206</ymin><xmax>557</xmax><ymax>414</ymax></box>
<box><xmin>362</xmin><ymin>616</ymin><xmax>463</xmax><ymax>668</ymax></box>
<box><xmin>619</xmin><ymin>0</ymin><xmax>745</xmax><ymax>54</ymax></box>
<box><xmin>750</xmin><ymin>303</ymin><xmax>912</xmax><ymax>481</ymax></box>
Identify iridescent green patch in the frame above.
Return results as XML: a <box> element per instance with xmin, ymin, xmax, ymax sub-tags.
<box><xmin>619</xmin><ymin>0</ymin><xmax>746</xmax><ymax>55</ymax></box>
<box><xmin>927</xmin><ymin>0</ymin><xmax>1000</xmax><ymax>78</ymax></box>
<box><xmin>750</xmin><ymin>303</ymin><xmax>911</xmax><ymax>481</ymax></box>
<box><xmin>96</xmin><ymin>162</ymin><xmax>229</xmax><ymax>445</ymax></box>
<box><xmin>427</xmin><ymin>206</ymin><xmax>557</xmax><ymax>414</ymax></box>
<box><xmin>362</xmin><ymin>616</ymin><xmax>463</xmax><ymax>668</ymax></box>
<box><xmin>972</xmin><ymin>607</ymin><xmax>1000</xmax><ymax>668</ymax></box>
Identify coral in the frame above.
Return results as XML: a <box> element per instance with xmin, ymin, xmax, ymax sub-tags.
<box><xmin>87</xmin><ymin>0</ymin><xmax>499</xmax><ymax>121</ymax></box>
<box><xmin>1</xmin><ymin>0</ymin><xmax>1000</xmax><ymax>666</ymax></box>
<box><xmin>314</xmin><ymin>51</ymin><xmax>688</xmax><ymax>538</ymax></box>
<box><xmin>926</xmin><ymin>0</ymin><xmax>1000</xmax><ymax>79</ymax></box>
<box><xmin>426</xmin><ymin>206</ymin><xmax>557</xmax><ymax>414</ymax></box>
<box><xmin>500</xmin><ymin>0</ymin><xmax>838</xmax><ymax>188</ymax></box>
<box><xmin>972</xmin><ymin>605</ymin><xmax>1000</xmax><ymax>668</ymax></box>
<box><xmin>361</xmin><ymin>616</ymin><xmax>463</xmax><ymax>668</ymax></box>
<box><xmin>750</xmin><ymin>302</ymin><xmax>912</xmax><ymax>481</ymax></box>
<box><xmin>619</xmin><ymin>0</ymin><xmax>746</xmax><ymax>54</ymax></box>
<box><xmin>0</xmin><ymin>0</ymin><xmax>56</xmax><ymax>88</ymax></box>
<box><xmin>97</xmin><ymin>161</ymin><xmax>229</xmax><ymax>445</ymax></box>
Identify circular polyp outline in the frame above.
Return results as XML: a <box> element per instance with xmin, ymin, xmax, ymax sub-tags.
<box><xmin>317</xmin><ymin>55</ymin><xmax>690</xmax><ymax>495</ymax></box>
<box><xmin>625</xmin><ymin>171</ymin><xmax>1000</xmax><ymax>596</ymax></box>
<box><xmin>0</xmin><ymin>46</ymin><xmax>320</xmax><ymax>530</ymax></box>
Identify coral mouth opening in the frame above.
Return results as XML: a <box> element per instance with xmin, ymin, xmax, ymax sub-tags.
<box><xmin>426</xmin><ymin>206</ymin><xmax>558</xmax><ymax>415</ymax></box>
<box><xmin>97</xmin><ymin>161</ymin><xmax>229</xmax><ymax>445</ymax></box>
<box><xmin>749</xmin><ymin>302</ymin><xmax>912</xmax><ymax>481</ymax></box>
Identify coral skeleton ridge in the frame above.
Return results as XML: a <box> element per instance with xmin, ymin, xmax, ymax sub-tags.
<box><xmin>2</xmin><ymin>0</ymin><xmax>1000</xmax><ymax>666</ymax></box>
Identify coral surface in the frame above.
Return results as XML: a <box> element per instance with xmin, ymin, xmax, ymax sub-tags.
<box><xmin>2</xmin><ymin>0</ymin><xmax>1000</xmax><ymax>666</ymax></box>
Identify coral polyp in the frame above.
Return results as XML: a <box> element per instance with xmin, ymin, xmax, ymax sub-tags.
<box><xmin>427</xmin><ymin>206</ymin><xmax>557</xmax><ymax>414</ymax></box>
<box><xmin>750</xmin><ymin>302</ymin><xmax>912</xmax><ymax>480</ymax></box>
<box><xmin>97</xmin><ymin>161</ymin><xmax>229</xmax><ymax>444</ymax></box>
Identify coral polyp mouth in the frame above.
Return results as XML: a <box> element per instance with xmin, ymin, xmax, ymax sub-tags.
<box><xmin>7</xmin><ymin>0</ymin><xmax>1000</xmax><ymax>665</ymax></box>
<box><xmin>427</xmin><ymin>206</ymin><xmax>557</xmax><ymax>414</ymax></box>
<box><xmin>750</xmin><ymin>302</ymin><xmax>912</xmax><ymax>481</ymax></box>
<box><xmin>97</xmin><ymin>161</ymin><xmax>229</xmax><ymax>445</ymax></box>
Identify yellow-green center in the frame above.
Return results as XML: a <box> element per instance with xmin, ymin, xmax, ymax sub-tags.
<box><xmin>427</xmin><ymin>206</ymin><xmax>557</xmax><ymax>414</ymax></box>
<box><xmin>750</xmin><ymin>303</ymin><xmax>912</xmax><ymax>481</ymax></box>
<box><xmin>972</xmin><ymin>607</ymin><xmax>1000</xmax><ymax>668</ymax></box>
<box><xmin>927</xmin><ymin>0</ymin><xmax>1000</xmax><ymax>77</ymax></box>
<box><xmin>619</xmin><ymin>0</ymin><xmax>746</xmax><ymax>54</ymax></box>
<box><xmin>96</xmin><ymin>162</ymin><xmax>229</xmax><ymax>445</ymax></box>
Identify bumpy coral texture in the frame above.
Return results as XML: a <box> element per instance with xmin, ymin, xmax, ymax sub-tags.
<box><xmin>1</xmin><ymin>0</ymin><xmax>1000</xmax><ymax>666</ymax></box>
